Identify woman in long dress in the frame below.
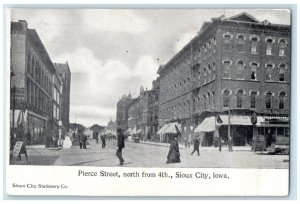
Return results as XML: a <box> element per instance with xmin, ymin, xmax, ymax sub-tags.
<box><xmin>167</xmin><ymin>135</ymin><xmax>181</xmax><ymax>163</ymax></box>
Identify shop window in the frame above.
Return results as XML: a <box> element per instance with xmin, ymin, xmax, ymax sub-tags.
<box><xmin>236</xmin><ymin>89</ymin><xmax>243</xmax><ymax>108</ymax></box>
<box><xmin>279</xmin><ymin>91</ymin><xmax>286</xmax><ymax>109</ymax></box>
<box><xmin>250</xmin><ymin>91</ymin><xmax>257</xmax><ymax>109</ymax></box>
<box><xmin>265</xmin><ymin>91</ymin><xmax>272</xmax><ymax>109</ymax></box>
<box><xmin>237</xmin><ymin>61</ymin><xmax>244</xmax><ymax>79</ymax></box>
<box><xmin>237</xmin><ymin>35</ymin><xmax>245</xmax><ymax>52</ymax></box>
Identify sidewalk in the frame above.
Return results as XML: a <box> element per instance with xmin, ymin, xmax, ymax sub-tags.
<box><xmin>138</xmin><ymin>140</ymin><xmax>252</xmax><ymax>151</ymax></box>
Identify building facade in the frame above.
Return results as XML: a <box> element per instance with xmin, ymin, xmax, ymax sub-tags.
<box><xmin>55</xmin><ymin>62</ymin><xmax>71</xmax><ymax>136</ymax></box>
<box><xmin>116</xmin><ymin>94</ymin><xmax>133</xmax><ymax>132</ymax></box>
<box><xmin>158</xmin><ymin>13</ymin><xmax>290</xmax><ymax>146</ymax></box>
<box><xmin>10</xmin><ymin>20</ymin><xmax>70</xmax><ymax>147</ymax></box>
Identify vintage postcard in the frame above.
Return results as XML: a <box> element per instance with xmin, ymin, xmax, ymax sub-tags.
<box><xmin>5</xmin><ymin>7</ymin><xmax>291</xmax><ymax>196</ymax></box>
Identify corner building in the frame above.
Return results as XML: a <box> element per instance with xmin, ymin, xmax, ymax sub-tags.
<box><xmin>158</xmin><ymin>13</ymin><xmax>290</xmax><ymax>146</ymax></box>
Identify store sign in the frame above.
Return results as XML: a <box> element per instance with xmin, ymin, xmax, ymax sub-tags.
<box><xmin>12</xmin><ymin>141</ymin><xmax>26</xmax><ymax>159</ymax></box>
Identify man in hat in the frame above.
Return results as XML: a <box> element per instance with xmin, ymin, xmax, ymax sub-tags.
<box><xmin>191</xmin><ymin>135</ymin><xmax>200</xmax><ymax>156</ymax></box>
<box><xmin>116</xmin><ymin>128</ymin><xmax>125</xmax><ymax>165</ymax></box>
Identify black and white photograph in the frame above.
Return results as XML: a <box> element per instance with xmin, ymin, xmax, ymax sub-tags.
<box><xmin>5</xmin><ymin>7</ymin><xmax>293</xmax><ymax>197</ymax></box>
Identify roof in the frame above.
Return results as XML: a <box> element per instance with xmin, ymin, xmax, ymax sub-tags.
<box><xmin>226</xmin><ymin>12</ymin><xmax>260</xmax><ymax>23</ymax></box>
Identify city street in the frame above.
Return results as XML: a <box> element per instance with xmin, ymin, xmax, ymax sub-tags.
<box><xmin>17</xmin><ymin>139</ymin><xmax>289</xmax><ymax>169</ymax></box>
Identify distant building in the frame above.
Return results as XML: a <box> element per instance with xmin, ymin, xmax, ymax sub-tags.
<box><xmin>116</xmin><ymin>94</ymin><xmax>133</xmax><ymax>132</ymax></box>
<box><xmin>158</xmin><ymin>12</ymin><xmax>290</xmax><ymax>146</ymax></box>
<box><xmin>106</xmin><ymin>119</ymin><xmax>116</xmax><ymax>135</ymax></box>
<box><xmin>54</xmin><ymin>62</ymin><xmax>71</xmax><ymax>136</ymax></box>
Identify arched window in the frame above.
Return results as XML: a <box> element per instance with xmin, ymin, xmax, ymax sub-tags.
<box><xmin>237</xmin><ymin>61</ymin><xmax>244</xmax><ymax>79</ymax></box>
<box><xmin>279</xmin><ymin>63</ymin><xmax>287</xmax><ymax>82</ymax></box>
<box><xmin>250</xmin><ymin>62</ymin><xmax>258</xmax><ymax>80</ymax></box>
<box><xmin>279</xmin><ymin>91</ymin><xmax>286</xmax><ymax>109</ymax></box>
<box><xmin>279</xmin><ymin>38</ymin><xmax>287</xmax><ymax>56</ymax></box>
<box><xmin>211</xmin><ymin>91</ymin><xmax>215</xmax><ymax>109</ymax></box>
<box><xmin>265</xmin><ymin>91</ymin><xmax>272</xmax><ymax>109</ymax></box>
<box><xmin>266</xmin><ymin>38</ymin><xmax>274</xmax><ymax>55</ymax></box>
<box><xmin>203</xmin><ymin>67</ymin><xmax>207</xmax><ymax>83</ymax></box>
<box><xmin>250</xmin><ymin>91</ymin><xmax>257</xmax><ymax>109</ymax></box>
<box><xmin>236</xmin><ymin>89</ymin><xmax>244</xmax><ymax>108</ymax></box>
<box><xmin>207</xmin><ymin>64</ymin><xmax>211</xmax><ymax>81</ymax></box>
<box><xmin>250</xmin><ymin>36</ymin><xmax>259</xmax><ymax>54</ymax></box>
<box><xmin>237</xmin><ymin>35</ymin><xmax>245</xmax><ymax>52</ymax></box>
<box><xmin>203</xmin><ymin>95</ymin><xmax>207</xmax><ymax>110</ymax></box>
<box><xmin>212</xmin><ymin>62</ymin><xmax>216</xmax><ymax>80</ymax></box>
<box><xmin>223</xmin><ymin>33</ymin><xmax>232</xmax><ymax>51</ymax></box>
<box><xmin>223</xmin><ymin>89</ymin><xmax>230</xmax><ymax>108</ymax></box>
<box><xmin>223</xmin><ymin>61</ymin><xmax>231</xmax><ymax>78</ymax></box>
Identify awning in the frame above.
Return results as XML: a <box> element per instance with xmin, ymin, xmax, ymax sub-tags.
<box><xmin>194</xmin><ymin>115</ymin><xmax>265</xmax><ymax>133</ymax></box>
<box><xmin>129</xmin><ymin>127</ymin><xmax>137</xmax><ymax>135</ymax></box>
<box><xmin>136</xmin><ymin>129</ymin><xmax>142</xmax><ymax>134</ymax></box>
<box><xmin>164</xmin><ymin>122</ymin><xmax>181</xmax><ymax>134</ymax></box>
<box><xmin>157</xmin><ymin>124</ymin><xmax>169</xmax><ymax>134</ymax></box>
<box><xmin>194</xmin><ymin>116</ymin><xmax>216</xmax><ymax>133</ymax></box>
<box><xmin>218</xmin><ymin>115</ymin><xmax>264</xmax><ymax>126</ymax></box>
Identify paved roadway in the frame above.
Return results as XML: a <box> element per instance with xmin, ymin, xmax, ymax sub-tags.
<box><xmin>52</xmin><ymin>139</ymin><xmax>289</xmax><ymax>168</ymax></box>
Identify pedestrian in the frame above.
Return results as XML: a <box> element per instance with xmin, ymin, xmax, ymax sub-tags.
<box><xmin>116</xmin><ymin>128</ymin><xmax>125</xmax><ymax>165</ymax></box>
<box><xmin>96</xmin><ymin>135</ymin><xmax>99</xmax><ymax>144</ymax></box>
<box><xmin>167</xmin><ymin>135</ymin><xmax>181</xmax><ymax>163</ymax></box>
<box><xmin>228</xmin><ymin>136</ymin><xmax>233</xmax><ymax>152</ymax></box>
<box><xmin>184</xmin><ymin>137</ymin><xmax>187</xmax><ymax>148</ymax></box>
<box><xmin>188</xmin><ymin>134</ymin><xmax>192</xmax><ymax>148</ymax></box>
<box><xmin>78</xmin><ymin>129</ymin><xmax>83</xmax><ymax>149</ymax></box>
<box><xmin>82</xmin><ymin>134</ymin><xmax>87</xmax><ymax>149</ymax></box>
<box><xmin>218</xmin><ymin>136</ymin><xmax>222</xmax><ymax>152</ymax></box>
<box><xmin>191</xmin><ymin>135</ymin><xmax>200</xmax><ymax>156</ymax></box>
<box><xmin>101</xmin><ymin>135</ymin><xmax>106</xmax><ymax>148</ymax></box>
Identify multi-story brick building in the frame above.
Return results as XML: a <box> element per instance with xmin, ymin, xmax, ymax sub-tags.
<box><xmin>147</xmin><ymin>79</ymin><xmax>160</xmax><ymax>140</ymax></box>
<box><xmin>116</xmin><ymin>94</ymin><xmax>133</xmax><ymax>132</ymax></box>
<box><xmin>10</xmin><ymin>20</ymin><xmax>70</xmax><ymax>147</ymax></box>
<box><xmin>158</xmin><ymin>12</ymin><xmax>290</xmax><ymax>146</ymax></box>
<box><xmin>55</xmin><ymin>62</ymin><xmax>71</xmax><ymax>136</ymax></box>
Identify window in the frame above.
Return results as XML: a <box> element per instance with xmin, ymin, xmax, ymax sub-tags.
<box><xmin>211</xmin><ymin>91</ymin><xmax>215</xmax><ymax>109</ymax></box>
<box><xmin>265</xmin><ymin>92</ymin><xmax>272</xmax><ymax>109</ymax></box>
<box><xmin>223</xmin><ymin>61</ymin><xmax>231</xmax><ymax>78</ymax></box>
<box><xmin>207</xmin><ymin>64</ymin><xmax>211</xmax><ymax>81</ymax></box>
<box><xmin>237</xmin><ymin>61</ymin><xmax>244</xmax><ymax>79</ymax></box>
<box><xmin>250</xmin><ymin>63</ymin><xmax>258</xmax><ymax>80</ymax></box>
<box><xmin>279</xmin><ymin>63</ymin><xmax>287</xmax><ymax>82</ymax></box>
<box><xmin>203</xmin><ymin>68</ymin><xmax>207</xmax><ymax>83</ymax></box>
<box><xmin>266</xmin><ymin>38</ymin><xmax>274</xmax><ymax>55</ymax></box>
<box><xmin>279</xmin><ymin>91</ymin><xmax>286</xmax><ymax>109</ymax></box>
<box><xmin>251</xmin><ymin>37</ymin><xmax>259</xmax><ymax>54</ymax></box>
<box><xmin>224</xmin><ymin>34</ymin><xmax>232</xmax><ymax>51</ymax></box>
<box><xmin>223</xmin><ymin>90</ymin><xmax>230</xmax><ymax>108</ymax></box>
<box><xmin>212</xmin><ymin>62</ymin><xmax>216</xmax><ymax>79</ymax></box>
<box><xmin>203</xmin><ymin>95</ymin><xmax>207</xmax><ymax>110</ymax></box>
<box><xmin>237</xmin><ymin>35</ymin><xmax>245</xmax><ymax>52</ymax></box>
<box><xmin>250</xmin><ymin>91</ymin><xmax>257</xmax><ymax>109</ymax></box>
<box><xmin>279</xmin><ymin>38</ymin><xmax>287</xmax><ymax>56</ymax></box>
<box><xmin>279</xmin><ymin>68</ymin><xmax>285</xmax><ymax>81</ymax></box>
<box><xmin>236</xmin><ymin>89</ymin><xmax>243</xmax><ymax>108</ymax></box>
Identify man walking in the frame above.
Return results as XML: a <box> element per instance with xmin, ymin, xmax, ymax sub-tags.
<box><xmin>116</xmin><ymin>128</ymin><xmax>125</xmax><ymax>165</ymax></box>
<box><xmin>191</xmin><ymin>135</ymin><xmax>200</xmax><ymax>156</ymax></box>
<box><xmin>101</xmin><ymin>135</ymin><xmax>106</xmax><ymax>148</ymax></box>
<box><xmin>228</xmin><ymin>136</ymin><xmax>233</xmax><ymax>152</ymax></box>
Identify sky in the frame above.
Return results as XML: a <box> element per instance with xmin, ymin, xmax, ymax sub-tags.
<box><xmin>10</xmin><ymin>9</ymin><xmax>290</xmax><ymax>127</ymax></box>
